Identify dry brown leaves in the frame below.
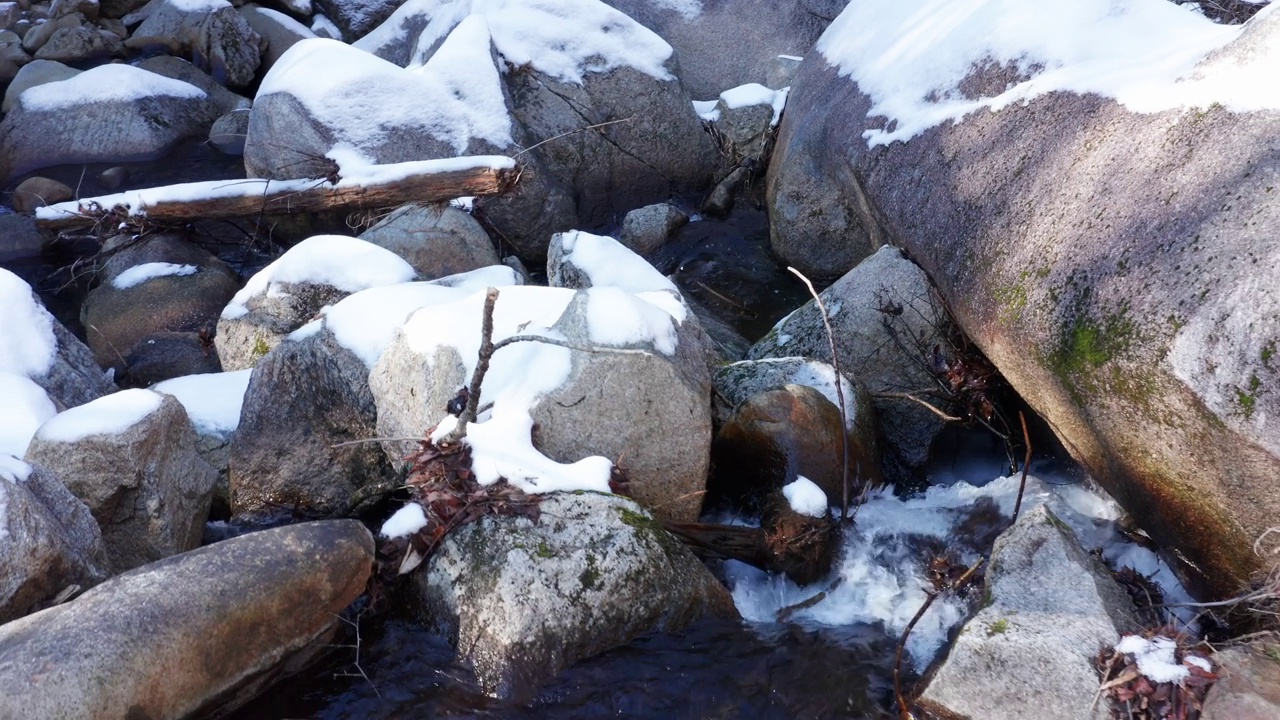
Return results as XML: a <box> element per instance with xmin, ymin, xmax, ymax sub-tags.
<box><xmin>373</xmin><ymin>430</ymin><xmax>542</xmax><ymax>586</ymax></box>
<box><xmin>1096</xmin><ymin>629</ymin><xmax>1217</xmax><ymax>720</ymax></box>
<box><xmin>930</xmin><ymin>343</ymin><xmax>998</xmax><ymax>423</ymax></box>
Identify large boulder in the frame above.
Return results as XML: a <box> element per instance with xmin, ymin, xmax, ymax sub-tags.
<box><xmin>215</xmin><ymin>235</ymin><xmax>416</xmax><ymax>371</ymax></box>
<box><xmin>124</xmin><ymin>0</ymin><xmax>263</xmax><ymax>89</ymax></box>
<box><xmin>918</xmin><ymin>504</ymin><xmax>1138</xmax><ymax>720</ymax></box>
<box><xmin>0</xmin><ymin>268</ymin><xmax>115</xmax><ymax>409</ymax></box>
<box><xmin>0</xmin><ymin>457</ymin><xmax>109</xmax><ymax>624</ymax></box>
<box><xmin>409</xmin><ymin>491</ymin><xmax>737</xmax><ymax>698</ymax></box>
<box><xmin>767</xmin><ymin>1</ymin><xmax>1280</xmax><ymax>597</ymax></box>
<box><xmin>0</xmin><ymin>520</ymin><xmax>372</xmax><ymax>718</ymax></box>
<box><xmin>747</xmin><ymin>246</ymin><xmax>947</xmax><ymax>484</ymax></box>
<box><xmin>0</xmin><ymin>63</ymin><xmax>221</xmax><ymax>182</ymax></box>
<box><xmin>600</xmin><ymin>0</ymin><xmax>840</xmax><ymax>97</ymax></box>
<box><xmin>2</xmin><ymin>59</ymin><xmax>80</xmax><ymax>113</ymax></box>
<box><xmin>25</xmin><ymin>390</ymin><xmax>218</xmax><ymax>573</ymax></box>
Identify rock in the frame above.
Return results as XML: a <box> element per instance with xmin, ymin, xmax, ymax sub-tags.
<box><xmin>120</xmin><ymin>331</ymin><xmax>222</xmax><ymax>387</ymax></box>
<box><xmin>0</xmin><ymin>2</ymin><xmax>18</xmax><ymax>29</ymax></box>
<box><xmin>709</xmin><ymin>83</ymin><xmax>785</xmax><ymax>162</ymax></box>
<box><xmin>309</xmin><ymin>12</ymin><xmax>339</xmax><ymax>39</ymax></box>
<box><xmin>48</xmin><ymin>0</ymin><xmax>97</xmax><ymax>21</ymax></box>
<box><xmin>600</xmin><ymin>0</ymin><xmax>837</xmax><ymax>98</ymax></box>
<box><xmin>311</xmin><ymin>0</ymin><xmax>395</xmax><ymax>38</ymax></box>
<box><xmin>618</xmin><ymin>202</ymin><xmax>688</xmax><ymax>257</ymax></box>
<box><xmin>0</xmin><ymin>268</ymin><xmax>115</xmax><ymax>409</ymax></box>
<box><xmin>125</xmin><ymin>0</ymin><xmax>262</xmax><ymax>89</ymax></box>
<box><xmin>357</xmin><ymin>204</ymin><xmax>500</xmax><ymax>280</ymax></box>
<box><xmin>917</xmin><ymin>505</ymin><xmax>1138</xmax><ymax>720</ymax></box>
<box><xmin>0</xmin><ymin>457</ymin><xmax>108</xmax><ymax>623</ymax></box>
<box><xmin>409</xmin><ymin>491</ymin><xmax>737</xmax><ymax>699</ymax></box>
<box><xmin>747</xmin><ymin>246</ymin><xmax>947</xmax><ymax>482</ymax></box>
<box><xmin>81</xmin><ymin>261</ymin><xmax>239</xmax><ymax>374</ymax></box>
<box><xmin>0</xmin><ymin>31</ymin><xmax>29</xmax><ymax>85</ymax></box>
<box><xmin>152</xmin><ymin>369</ymin><xmax>252</xmax><ymax>519</ymax></box>
<box><xmin>372</xmin><ymin>278</ymin><xmax>714</xmax><ymax>522</ymax></box>
<box><xmin>209</xmin><ymin>108</ymin><xmax>250</xmax><ymax>155</ymax></box>
<box><xmin>0</xmin><ymin>520</ymin><xmax>373</xmax><ymax>718</ymax></box>
<box><xmin>2</xmin><ymin>57</ymin><xmax>78</xmax><ymax>113</ymax></box>
<box><xmin>0</xmin><ymin>64</ymin><xmax>221</xmax><ymax>182</ymax></box>
<box><xmin>767</xmin><ymin>53</ymin><xmax>802</xmax><ymax>89</ymax></box>
<box><xmin>32</xmin><ymin>23</ymin><xmax>122</xmax><ymax>61</ymax></box>
<box><xmin>214</xmin><ymin>235</ymin><xmax>416</xmax><ymax>371</ymax></box>
<box><xmin>682</xmin><ymin>292</ymin><xmax>750</xmax><ymax>365</ymax></box>
<box><xmin>25</xmin><ymin>390</ymin><xmax>218</xmax><ymax>573</ymax></box>
<box><xmin>20</xmin><ymin>9</ymin><xmax>79</xmax><ymax>53</ymax></box>
<box><xmin>99</xmin><ymin>0</ymin><xmax>145</xmax><ymax>18</ymax></box>
<box><xmin>0</xmin><ymin>214</ymin><xmax>44</xmax><ymax>261</ymax></box>
<box><xmin>1201</xmin><ymin>641</ymin><xmax>1280</xmax><ymax>720</ymax></box>
<box><xmin>96</xmin><ymin>229</ymin><xmax>236</xmax><ymax>288</ymax></box>
<box><xmin>710</xmin><ymin>382</ymin><xmax>878</xmax><ymax>514</ymax></box>
<box><xmin>238</xmin><ymin>4</ymin><xmax>313</xmax><ymax>72</ymax></box>
<box><xmin>9</xmin><ymin>175</ymin><xmax>72</xmax><ymax>212</ymax></box>
<box><xmin>700</xmin><ymin>164</ymin><xmax>748</xmax><ymax>218</ymax></box>
<box><xmin>768</xmin><ymin>3</ymin><xmax>1280</xmax><ymax>596</ymax></box>
<box><xmin>136</xmin><ymin>54</ymin><xmax>252</xmax><ymax>116</ymax></box>
<box><xmin>96</xmin><ymin>166</ymin><xmax>128</xmax><ymax>190</ymax></box>
<box><xmin>229</xmin><ymin>330</ymin><xmax>392</xmax><ymax>519</ymax></box>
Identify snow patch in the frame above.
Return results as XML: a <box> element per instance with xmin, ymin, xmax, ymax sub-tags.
<box><xmin>0</xmin><ymin>454</ymin><xmax>32</xmax><ymax>484</ymax></box>
<box><xmin>692</xmin><ymin>99</ymin><xmax>720</xmax><ymax>121</ymax></box>
<box><xmin>111</xmin><ymin>263</ymin><xmax>198</xmax><ymax>290</ymax></box>
<box><xmin>0</xmin><ymin>373</ymin><xmax>57</xmax><ymax>457</ymax></box>
<box><xmin>221</xmin><ymin>235</ymin><xmax>416</xmax><ymax>320</ymax></box>
<box><xmin>151</xmin><ymin>370</ymin><xmax>253</xmax><ymax>437</ymax></box>
<box><xmin>559</xmin><ymin>230</ymin><xmax>678</xmax><ymax>295</ymax></box>
<box><xmin>782</xmin><ymin>476</ymin><xmax>828</xmax><ymax>517</ymax></box>
<box><xmin>584</xmin><ymin>286</ymin><xmax>679</xmax><ymax>356</ymax></box>
<box><xmin>718</xmin><ymin>82</ymin><xmax>790</xmax><ymax>125</ymax></box>
<box><xmin>818</xmin><ymin>0</ymin><xmax>1278</xmax><ymax>147</ymax></box>
<box><xmin>1114</xmin><ymin>634</ymin><xmax>1190</xmax><ymax>684</ymax></box>
<box><xmin>380</xmin><ymin>502</ymin><xmax>428</xmax><ymax>539</ymax></box>
<box><xmin>18</xmin><ymin>64</ymin><xmax>206</xmax><ymax>112</ymax></box>
<box><xmin>36</xmin><ymin>389</ymin><xmax>165</xmax><ymax>444</ymax></box>
<box><xmin>0</xmin><ymin>269</ymin><xmax>57</xmax><ymax>378</ymax></box>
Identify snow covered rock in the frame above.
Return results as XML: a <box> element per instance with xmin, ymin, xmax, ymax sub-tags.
<box><xmin>152</xmin><ymin>369</ymin><xmax>251</xmax><ymax>515</ymax></box>
<box><xmin>0</xmin><ymin>520</ymin><xmax>372</xmax><ymax>719</ymax></box>
<box><xmin>710</xmin><ymin>382</ymin><xmax>878</xmax><ymax>514</ymax></box>
<box><xmin>230</xmin><ymin>269</ymin><xmax>517</xmax><ymax>518</ymax></box>
<box><xmin>0</xmin><ymin>457</ymin><xmax>109</xmax><ymax>624</ymax></box>
<box><xmin>0</xmin><ymin>268</ymin><xmax>115</xmax><ymax>409</ymax></box>
<box><xmin>81</xmin><ymin>258</ymin><xmax>238</xmax><ymax>376</ymax></box>
<box><xmin>2</xmin><ymin>59</ymin><xmax>79</xmax><ymax>113</ymax></box>
<box><xmin>702</xmin><ymin>83</ymin><xmax>788</xmax><ymax>163</ymax></box>
<box><xmin>24</xmin><ymin>390</ymin><xmax>218</xmax><ymax>573</ymax></box>
<box><xmin>124</xmin><ymin>0</ymin><xmax>263</xmax><ymax>89</ymax></box>
<box><xmin>237</xmin><ymin>4</ymin><xmax>314</xmax><ymax>72</ymax></box>
<box><xmin>0</xmin><ymin>63</ymin><xmax>222</xmax><ymax>182</ymax></box>
<box><xmin>599</xmin><ymin>0</ymin><xmax>837</xmax><ymax>97</ymax></box>
<box><xmin>918</xmin><ymin>505</ymin><xmax>1138</xmax><ymax>720</ymax></box>
<box><xmin>409</xmin><ymin>491</ymin><xmax>736</xmax><ymax>698</ymax></box>
<box><xmin>215</xmin><ymin>235</ymin><xmax>416</xmax><ymax>371</ymax></box>
<box><xmin>769</xmin><ymin>0</ymin><xmax>1280</xmax><ymax>596</ymax></box>
<box><xmin>311</xmin><ymin>0</ymin><xmax>397</xmax><ymax>38</ymax></box>
<box><xmin>357</xmin><ymin>204</ymin><xmax>500</xmax><ymax>280</ymax></box>
<box><xmin>747</xmin><ymin>247</ymin><xmax>946</xmax><ymax>483</ymax></box>
<box><xmin>135</xmin><ymin>54</ymin><xmax>252</xmax><ymax>116</ymax></box>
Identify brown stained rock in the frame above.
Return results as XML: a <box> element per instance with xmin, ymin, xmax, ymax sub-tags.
<box><xmin>1201</xmin><ymin>641</ymin><xmax>1280</xmax><ymax>720</ymax></box>
<box><xmin>0</xmin><ymin>520</ymin><xmax>373</xmax><ymax>718</ymax></box>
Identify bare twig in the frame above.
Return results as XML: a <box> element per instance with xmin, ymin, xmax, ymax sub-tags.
<box><xmin>894</xmin><ymin>558</ymin><xmax>984</xmax><ymax>720</ymax></box>
<box><xmin>1011</xmin><ymin>411</ymin><xmax>1032</xmax><ymax>522</ymax></box>
<box><xmin>332</xmin><ymin>611</ymin><xmax>381</xmax><ymax>699</ymax></box>
<box><xmin>788</xmin><ymin>267</ymin><xmax>853</xmax><ymax>522</ymax></box>
<box><xmin>514</xmin><ymin>117</ymin><xmax>636</xmax><ymax>158</ymax></box>
<box><xmin>443</xmin><ymin>288</ymin><xmax>499</xmax><ymax>444</ymax></box>
<box><xmin>872</xmin><ymin>391</ymin><xmax>964</xmax><ymax>423</ymax></box>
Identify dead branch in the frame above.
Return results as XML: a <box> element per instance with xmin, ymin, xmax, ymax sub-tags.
<box><xmin>36</xmin><ymin>160</ymin><xmax>520</xmax><ymax>231</ymax></box>
<box><xmin>894</xmin><ymin>557</ymin><xmax>984</xmax><ymax>720</ymax></box>
<box><xmin>789</xmin><ymin>266</ymin><xmax>854</xmax><ymax>522</ymax></box>
<box><xmin>442</xmin><ymin>288</ymin><xmax>499</xmax><ymax>444</ymax></box>
<box><xmin>872</xmin><ymin>391</ymin><xmax>963</xmax><ymax>423</ymax></box>
<box><xmin>1011</xmin><ymin>411</ymin><xmax>1032</xmax><ymax>522</ymax></box>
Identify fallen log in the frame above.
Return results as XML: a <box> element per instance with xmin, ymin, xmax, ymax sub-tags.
<box><xmin>34</xmin><ymin>155</ymin><xmax>520</xmax><ymax>231</ymax></box>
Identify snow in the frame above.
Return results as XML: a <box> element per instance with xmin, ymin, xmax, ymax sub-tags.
<box><xmin>36</xmin><ymin>389</ymin><xmax>165</xmax><ymax>444</ymax></box>
<box><xmin>718</xmin><ymin>83</ymin><xmax>790</xmax><ymax>125</ymax></box>
<box><xmin>18</xmin><ymin>64</ymin><xmax>206</xmax><ymax>113</ymax></box>
<box><xmin>221</xmin><ymin>235</ymin><xmax>416</xmax><ymax>320</ymax></box>
<box><xmin>356</xmin><ymin>0</ymin><xmax>675</xmax><ymax>84</ymax></box>
<box><xmin>111</xmin><ymin>263</ymin><xmax>198</xmax><ymax>290</ymax></box>
<box><xmin>380</xmin><ymin>502</ymin><xmax>428</xmax><ymax>538</ymax></box>
<box><xmin>722</xmin><ymin>357</ymin><xmax>864</xmax><ymax>430</ymax></box>
<box><xmin>558</xmin><ymin>230</ymin><xmax>678</xmax><ymax>296</ymax></box>
<box><xmin>36</xmin><ymin>155</ymin><xmax>517</xmax><ymax>226</ymax></box>
<box><xmin>650</xmin><ymin>0</ymin><xmax>702</xmax><ymax>19</ymax></box>
<box><xmin>1115</xmin><ymin>634</ymin><xmax>1190</xmax><ymax>684</ymax></box>
<box><xmin>0</xmin><ymin>269</ymin><xmax>57</xmax><ymax>378</ymax></box>
<box><xmin>168</xmin><ymin>0</ymin><xmax>228</xmax><ymax>11</ymax></box>
<box><xmin>0</xmin><ymin>373</ymin><xmax>57</xmax><ymax>457</ymax></box>
<box><xmin>782</xmin><ymin>476</ymin><xmax>828</xmax><ymax>517</ymax></box>
<box><xmin>584</xmin><ymin>286</ymin><xmax>680</xmax><ymax>356</ymax></box>
<box><xmin>1184</xmin><ymin>655</ymin><xmax>1212</xmax><ymax>672</ymax></box>
<box><xmin>0</xmin><ymin>454</ymin><xmax>32</xmax><ymax>484</ymax></box>
<box><xmin>399</xmin><ymin>286</ymin><xmax>614</xmax><ymax>494</ymax></box>
<box><xmin>725</xmin><ymin>471</ymin><xmax>1201</xmax><ymax>669</ymax></box>
<box><xmin>151</xmin><ymin>369</ymin><xmax>252</xmax><ymax>437</ymax></box>
<box><xmin>818</xmin><ymin>0</ymin><xmax>1279</xmax><ymax>147</ymax></box>
<box><xmin>310</xmin><ymin>13</ymin><xmax>342</xmax><ymax>40</ymax></box>
<box><xmin>692</xmin><ymin>99</ymin><xmax>720</xmax><ymax>121</ymax></box>
<box><xmin>259</xmin><ymin>37</ymin><xmax>513</xmax><ymax>155</ymax></box>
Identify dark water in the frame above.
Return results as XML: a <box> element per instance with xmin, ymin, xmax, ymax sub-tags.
<box><xmin>233</xmin><ymin>617</ymin><xmax>900</xmax><ymax>719</ymax></box>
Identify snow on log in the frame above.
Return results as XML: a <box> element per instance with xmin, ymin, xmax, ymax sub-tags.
<box><xmin>34</xmin><ymin>155</ymin><xmax>520</xmax><ymax>231</ymax></box>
